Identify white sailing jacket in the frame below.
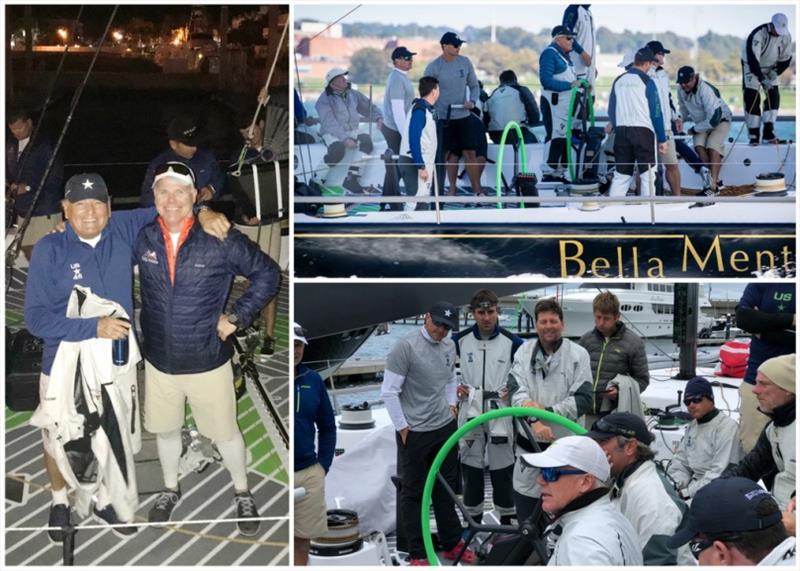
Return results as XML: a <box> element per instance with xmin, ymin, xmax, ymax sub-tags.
<box><xmin>30</xmin><ymin>286</ymin><xmax>141</xmax><ymax>521</ymax></box>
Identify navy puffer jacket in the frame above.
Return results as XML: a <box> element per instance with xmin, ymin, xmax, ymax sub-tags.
<box><xmin>134</xmin><ymin>220</ymin><xmax>280</xmax><ymax>374</ymax></box>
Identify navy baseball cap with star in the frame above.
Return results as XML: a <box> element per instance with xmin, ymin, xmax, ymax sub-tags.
<box><xmin>429</xmin><ymin>301</ymin><xmax>459</xmax><ymax>330</ymax></box>
<box><xmin>440</xmin><ymin>32</ymin><xmax>464</xmax><ymax>47</ymax></box>
<box><xmin>64</xmin><ymin>173</ymin><xmax>110</xmax><ymax>203</ymax></box>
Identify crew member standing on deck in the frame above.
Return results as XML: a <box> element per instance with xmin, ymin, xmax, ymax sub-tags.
<box><xmin>741</xmin><ymin>13</ymin><xmax>793</xmax><ymax>145</ymax></box>
<box><xmin>539</xmin><ymin>26</ymin><xmax>584</xmax><ymax>183</ymax></box>
<box><xmin>606</xmin><ymin>47</ymin><xmax>667</xmax><ymax>197</ymax></box>
<box><xmin>398</xmin><ymin>76</ymin><xmax>440</xmax><ymax>212</ymax></box>
<box><xmin>453</xmin><ymin>289</ymin><xmax>523</xmax><ymax>526</ymax></box>
<box><xmin>381</xmin><ymin>302</ymin><xmax>476</xmax><ymax>565</ymax></box>
<box><xmin>562</xmin><ymin>4</ymin><xmax>596</xmax><ymax>92</ymax></box>
<box><xmin>644</xmin><ymin>40</ymin><xmax>681</xmax><ymax>196</ymax></box>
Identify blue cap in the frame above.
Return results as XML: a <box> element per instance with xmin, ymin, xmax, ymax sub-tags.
<box><xmin>440</xmin><ymin>32</ymin><xmax>464</xmax><ymax>46</ymax></box>
<box><xmin>685</xmin><ymin>376</ymin><xmax>714</xmax><ymax>401</ymax></box>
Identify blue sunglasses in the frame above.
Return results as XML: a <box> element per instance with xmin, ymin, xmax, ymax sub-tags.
<box><xmin>541</xmin><ymin>467</ymin><xmax>586</xmax><ymax>482</ymax></box>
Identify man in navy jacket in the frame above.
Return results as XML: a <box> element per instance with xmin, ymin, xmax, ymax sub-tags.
<box><xmin>135</xmin><ymin>162</ymin><xmax>280</xmax><ymax>536</ymax></box>
<box><xmin>293</xmin><ymin>324</ymin><xmax>336</xmax><ymax>565</ymax></box>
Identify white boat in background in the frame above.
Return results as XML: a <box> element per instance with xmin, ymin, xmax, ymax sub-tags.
<box><xmin>518</xmin><ymin>283</ymin><xmax>717</xmax><ymax>338</ymax></box>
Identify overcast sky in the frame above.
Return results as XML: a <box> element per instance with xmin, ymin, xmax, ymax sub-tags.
<box><xmin>294</xmin><ymin>1</ymin><xmax>796</xmax><ymax>39</ymax></box>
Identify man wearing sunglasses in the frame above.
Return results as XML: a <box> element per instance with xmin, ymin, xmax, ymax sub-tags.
<box><xmin>135</xmin><ymin>163</ymin><xmax>280</xmax><ymax>536</ymax></box>
<box><xmin>667</xmin><ymin>376</ymin><xmax>741</xmax><ymax>500</ymax></box>
<box><xmin>452</xmin><ymin>289</ymin><xmax>523</xmax><ymax>526</ymax></box>
<box><xmin>667</xmin><ymin>477</ymin><xmax>795</xmax><ymax>566</ymax></box>
<box><xmin>522</xmin><ymin>435</ymin><xmax>642</xmax><ymax>565</ymax></box>
<box><xmin>508</xmin><ymin>298</ymin><xmax>592</xmax><ymax>523</ymax></box>
<box><xmin>381</xmin><ymin>301</ymin><xmax>476</xmax><ymax>565</ymax></box>
<box><xmin>587</xmin><ymin>413</ymin><xmax>693</xmax><ymax>565</ymax></box>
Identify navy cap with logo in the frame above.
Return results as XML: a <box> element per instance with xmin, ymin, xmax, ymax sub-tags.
<box><xmin>634</xmin><ymin>47</ymin><xmax>656</xmax><ymax>64</ymax></box>
<box><xmin>685</xmin><ymin>376</ymin><xmax>714</xmax><ymax>401</ymax></box>
<box><xmin>645</xmin><ymin>40</ymin><xmax>671</xmax><ymax>55</ymax></box>
<box><xmin>64</xmin><ymin>173</ymin><xmax>110</xmax><ymax>203</ymax></box>
<box><xmin>391</xmin><ymin>46</ymin><xmax>417</xmax><ymax>60</ymax></box>
<box><xmin>667</xmin><ymin>477</ymin><xmax>783</xmax><ymax>548</ymax></box>
<box><xmin>429</xmin><ymin>301</ymin><xmax>459</xmax><ymax>330</ymax></box>
<box><xmin>167</xmin><ymin>115</ymin><xmax>201</xmax><ymax>145</ymax></box>
<box><xmin>586</xmin><ymin>412</ymin><xmax>655</xmax><ymax>444</ymax></box>
<box><xmin>440</xmin><ymin>32</ymin><xmax>464</xmax><ymax>47</ymax></box>
<box><xmin>677</xmin><ymin>66</ymin><xmax>696</xmax><ymax>85</ymax></box>
<box><xmin>551</xmin><ymin>25</ymin><xmax>576</xmax><ymax>38</ymax></box>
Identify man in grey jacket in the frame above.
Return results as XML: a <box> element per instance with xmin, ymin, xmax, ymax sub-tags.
<box><xmin>578</xmin><ymin>291</ymin><xmax>649</xmax><ymax>424</ymax></box>
<box><xmin>314</xmin><ymin>68</ymin><xmax>383</xmax><ymax>193</ymax></box>
<box><xmin>667</xmin><ymin>376</ymin><xmax>741</xmax><ymax>500</ymax></box>
<box><xmin>508</xmin><ymin>297</ymin><xmax>592</xmax><ymax>522</ymax></box>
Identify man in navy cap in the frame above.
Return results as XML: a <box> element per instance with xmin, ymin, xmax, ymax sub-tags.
<box><xmin>667</xmin><ymin>477</ymin><xmax>795</xmax><ymax>565</ymax></box>
<box><xmin>381</xmin><ymin>46</ymin><xmax>417</xmax><ymax>210</ymax></box>
<box><xmin>740</xmin><ymin>13</ymin><xmax>793</xmax><ymax>145</ymax></box>
<box><xmin>562</xmin><ymin>5</ymin><xmax>596</xmax><ymax>91</ymax></box>
<box><xmin>606</xmin><ymin>47</ymin><xmax>667</xmax><ymax>197</ymax></box>
<box><xmin>587</xmin><ymin>413</ymin><xmax>693</xmax><ymax>565</ymax></box>
<box><xmin>667</xmin><ymin>376</ymin><xmax>741</xmax><ymax>500</ymax></box>
<box><xmin>380</xmin><ymin>301</ymin><xmax>476</xmax><ymax>565</ymax></box>
<box><xmin>424</xmin><ymin>32</ymin><xmax>485</xmax><ymax>201</ymax></box>
<box><xmin>140</xmin><ymin>114</ymin><xmax>224</xmax><ymax>207</ymax></box>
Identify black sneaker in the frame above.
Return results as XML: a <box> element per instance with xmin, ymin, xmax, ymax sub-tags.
<box><xmin>148</xmin><ymin>488</ymin><xmax>182</xmax><ymax>523</ymax></box>
<box><xmin>48</xmin><ymin>503</ymin><xmax>71</xmax><ymax>543</ymax></box>
<box><xmin>691</xmin><ymin>187</ymin><xmax>717</xmax><ymax>208</ymax></box>
<box><xmin>540</xmin><ymin>174</ymin><xmax>568</xmax><ymax>184</ymax></box>
<box><xmin>234</xmin><ymin>491</ymin><xmax>260</xmax><ymax>537</ymax></box>
<box><xmin>94</xmin><ymin>504</ymin><xmax>137</xmax><ymax>537</ymax></box>
<box><xmin>260</xmin><ymin>336</ymin><xmax>275</xmax><ymax>358</ymax></box>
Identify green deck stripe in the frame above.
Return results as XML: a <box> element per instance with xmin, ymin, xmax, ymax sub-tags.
<box><xmin>275</xmin><ymin>469</ymin><xmax>289</xmax><ymax>485</ymax></box>
<box><xmin>5</xmin><ymin>409</ymin><xmax>33</xmax><ymax>430</ymax></box>
<box><xmin>254</xmin><ymin>450</ymin><xmax>282</xmax><ymax>475</ymax></box>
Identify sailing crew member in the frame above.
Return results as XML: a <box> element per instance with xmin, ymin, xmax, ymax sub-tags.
<box><xmin>315</xmin><ymin>68</ymin><xmax>384</xmax><ymax>194</ymax></box>
<box><xmin>380</xmin><ymin>301</ymin><xmax>476</xmax><ymax>565</ymax></box>
<box><xmin>381</xmin><ymin>46</ymin><xmax>417</xmax><ymax>211</ymax></box>
<box><xmin>741</xmin><ymin>13</ymin><xmax>793</xmax><ymax>145</ymax></box>
<box><xmin>667</xmin><ymin>477</ymin><xmax>796</xmax><ymax>566</ymax></box>
<box><xmin>140</xmin><ymin>114</ymin><xmax>224</xmax><ymax>207</ymax></box>
<box><xmin>734</xmin><ymin>283</ymin><xmax>795</xmax><ymax>453</ymax></box>
<box><xmin>136</xmin><ymin>162</ymin><xmax>280</xmax><ymax>536</ymax></box>
<box><xmin>507</xmin><ymin>298</ymin><xmax>592</xmax><ymax>523</ymax></box>
<box><xmin>722</xmin><ymin>354</ymin><xmax>796</xmax><ymax>516</ymax></box>
<box><xmin>562</xmin><ymin>4</ymin><xmax>596</xmax><ymax>92</ymax></box>
<box><xmin>587</xmin><ymin>413</ymin><xmax>693</xmax><ymax>565</ymax></box>
<box><xmin>539</xmin><ymin>25</ymin><xmax>584</xmax><ymax>183</ymax></box>
<box><xmin>452</xmin><ymin>289</ymin><xmax>523</xmax><ymax>525</ymax></box>
<box><xmin>24</xmin><ymin>172</ymin><xmax>228</xmax><ymax>542</ymax></box>
<box><xmin>484</xmin><ymin>70</ymin><xmax>540</xmax><ymax>144</ymax></box>
<box><xmin>423</xmin><ymin>32</ymin><xmax>485</xmax><ymax>199</ymax></box>
<box><xmin>521</xmin><ymin>436</ymin><xmax>642</xmax><ymax>565</ymax></box>
<box><xmin>644</xmin><ymin>41</ymin><xmax>681</xmax><ymax>195</ymax></box>
<box><xmin>666</xmin><ymin>377</ymin><xmax>741</xmax><ymax>500</ymax></box>
<box><xmin>294</xmin><ymin>323</ymin><xmax>337</xmax><ymax>566</ymax></box>
<box><xmin>675</xmin><ymin>66</ymin><xmax>732</xmax><ymax>195</ymax></box>
<box><xmin>398</xmin><ymin>76</ymin><xmax>440</xmax><ymax>211</ymax></box>
<box><xmin>577</xmin><ymin>291</ymin><xmax>649</xmax><ymax>424</ymax></box>
<box><xmin>6</xmin><ymin>104</ymin><xmax>64</xmax><ymax>260</ymax></box>
<box><xmin>606</xmin><ymin>47</ymin><xmax>667</xmax><ymax>197</ymax></box>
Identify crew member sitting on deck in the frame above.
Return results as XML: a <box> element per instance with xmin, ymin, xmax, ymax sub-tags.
<box><xmin>315</xmin><ymin>68</ymin><xmax>384</xmax><ymax>195</ymax></box>
<box><xmin>484</xmin><ymin>70</ymin><xmax>540</xmax><ymax>144</ymax></box>
<box><xmin>741</xmin><ymin>13</ymin><xmax>793</xmax><ymax>145</ymax></box>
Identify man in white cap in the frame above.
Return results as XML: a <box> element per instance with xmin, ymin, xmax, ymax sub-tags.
<box><xmin>314</xmin><ymin>68</ymin><xmax>384</xmax><ymax>193</ymax></box>
<box><xmin>293</xmin><ymin>323</ymin><xmax>336</xmax><ymax>565</ymax></box>
<box><xmin>741</xmin><ymin>13</ymin><xmax>793</xmax><ymax>144</ymax></box>
<box><xmin>722</xmin><ymin>354</ymin><xmax>796</xmax><ymax>516</ymax></box>
<box><xmin>521</xmin><ymin>435</ymin><xmax>642</xmax><ymax>565</ymax></box>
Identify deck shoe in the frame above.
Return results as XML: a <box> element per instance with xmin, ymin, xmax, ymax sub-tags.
<box><xmin>260</xmin><ymin>336</ymin><xmax>275</xmax><ymax>358</ymax></box>
<box><xmin>148</xmin><ymin>488</ymin><xmax>182</xmax><ymax>523</ymax></box>
<box><xmin>443</xmin><ymin>538</ymin><xmax>477</xmax><ymax>564</ymax></box>
<box><xmin>94</xmin><ymin>504</ymin><xmax>137</xmax><ymax>537</ymax></box>
<box><xmin>691</xmin><ymin>187</ymin><xmax>717</xmax><ymax>208</ymax></box>
<box><xmin>48</xmin><ymin>503</ymin><xmax>71</xmax><ymax>543</ymax></box>
<box><xmin>409</xmin><ymin>558</ymin><xmax>431</xmax><ymax>566</ymax></box>
<box><xmin>234</xmin><ymin>491</ymin><xmax>260</xmax><ymax>536</ymax></box>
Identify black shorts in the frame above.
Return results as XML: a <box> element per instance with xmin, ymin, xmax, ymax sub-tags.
<box><xmin>443</xmin><ymin>115</ymin><xmax>487</xmax><ymax>157</ymax></box>
<box><xmin>613</xmin><ymin>126</ymin><xmax>657</xmax><ymax>176</ymax></box>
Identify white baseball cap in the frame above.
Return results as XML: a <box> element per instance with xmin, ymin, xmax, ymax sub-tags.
<box><xmin>521</xmin><ymin>435</ymin><xmax>610</xmax><ymax>481</ymax></box>
<box><xmin>618</xmin><ymin>50</ymin><xmax>636</xmax><ymax>69</ymax></box>
<box><xmin>325</xmin><ymin>67</ymin><xmax>349</xmax><ymax>85</ymax></box>
<box><xmin>771</xmin><ymin>13</ymin><xmax>789</xmax><ymax>36</ymax></box>
<box><xmin>294</xmin><ymin>322</ymin><xmax>309</xmax><ymax>345</ymax></box>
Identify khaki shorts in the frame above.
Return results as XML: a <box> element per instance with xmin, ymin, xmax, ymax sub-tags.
<box><xmin>234</xmin><ymin>221</ymin><xmax>281</xmax><ymax>262</ymax></box>
<box><xmin>658</xmin><ymin>137</ymin><xmax>678</xmax><ymax>165</ymax></box>
<box><xmin>19</xmin><ymin>212</ymin><xmax>63</xmax><ymax>248</ymax></box>
<box><xmin>144</xmin><ymin>360</ymin><xmax>238</xmax><ymax>442</ymax></box>
<box><xmin>294</xmin><ymin>463</ymin><xmax>328</xmax><ymax>539</ymax></box>
<box><xmin>693</xmin><ymin>120</ymin><xmax>730</xmax><ymax>156</ymax></box>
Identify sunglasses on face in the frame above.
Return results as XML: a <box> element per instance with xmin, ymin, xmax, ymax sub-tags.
<box><xmin>432</xmin><ymin>320</ymin><xmax>452</xmax><ymax>331</ymax></box>
<box><xmin>684</xmin><ymin>396</ymin><xmax>706</xmax><ymax>405</ymax></box>
<box><xmin>689</xmin><ymin>538</ymin><xmax>714</xmax><ymax>559</ymax></box>
<box><xmin>592</xmin><ymin>417</ymin><xmax>638</xmax><ymax>438</ymax></box>
<box><xmin>540</xmin><ymin>467</ymin><xmax>586</xmax><ymax>482</ymax></box>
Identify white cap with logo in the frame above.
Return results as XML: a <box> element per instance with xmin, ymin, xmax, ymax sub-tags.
<box><xmin>521</xmin><ymin>435</ymin><xmax>610</xmax><ymax>481</ymax></box>
<box><xmin>771</xmin><ymin>13</ymin><xmax>789</xmax><ymax>36</ymax></box>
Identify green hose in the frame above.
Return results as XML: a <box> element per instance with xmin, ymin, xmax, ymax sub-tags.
<box><xmin>565</xmin><ymin>78</ymin><xmax>595</xmax><ymax>183</ymax></box>
<box><xmin>421</xmin><ymin>407</ymin><xmax>587</xmax><ymax>565</ymax></box>
<box><xmin>495</xmin><ymin>121</ymin><xmax>528</xmax><ymax>208</ymax></box>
